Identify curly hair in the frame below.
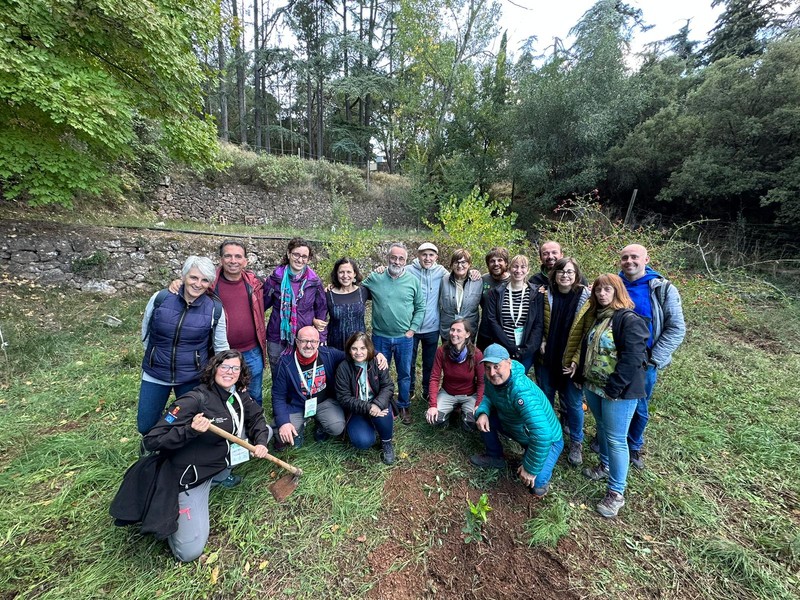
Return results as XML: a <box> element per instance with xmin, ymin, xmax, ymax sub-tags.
<box><xmin>281</xmin><ymin>237</ymin><xmax>315</xmax><ymax>266</ymax></box>
<box><xmin>330</xmin><ymin>257</ymin><xmax>364</xmax><ymax>288</ymax></box>
<box><xmin>200</xmin><ymin>349</ymin><xmax>252</xmax><ymax>392</ymax></box>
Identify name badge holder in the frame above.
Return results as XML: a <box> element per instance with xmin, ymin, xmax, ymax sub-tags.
<box><xmin>225</xmin><ymin>391</ymin><xmax>250</xmax><ymax>465</ymax></box>
<box><xmin>509</xmin><ymin>287</ymin><xmax>527</xmax><ymax>347</ymax></box>
<box><xmin>304</xmin><ymin>397</ymin><xmax>318</xmax><ymax>418</ymax></box>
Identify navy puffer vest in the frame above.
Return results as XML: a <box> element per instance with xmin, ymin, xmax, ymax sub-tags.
<box><xmin>142</xmin><ymin>290</ymin><xmax>216</xmax><ymax>384</ymax></box>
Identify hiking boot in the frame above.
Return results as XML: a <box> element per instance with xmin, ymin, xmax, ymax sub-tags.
<box><xmin>313</xmin><ymin>427</ymin><xmax>330</xmax><ymax>442</ymax></box>
<box><xmin>382</xmin><ymin>441</ymin><xmax>395</xmax><ymax>465</ymax></box>
<box><xmin>596</xmin><ymin>490</ymin><xmax>625</xmax><ymax>518</ymax></box>
<box><xmin>532</xmin><ymin>482</ymin><xmax>550</xmax><ymax>498</ymax></box>
<box><xmin>589</xmin><ymin>436</ymin><xmax>600</xmax><ymax>454</ymax></box>
<box><xmin>399</xmin><ymin>407</ymin><xmax>412</xmax><ymax>425</ymax></box>
<box><xmin>213</xmin><ymin>474</ymin><xmax>242</xmax><ymax>489</ymax></box>
<box><xmin>582</xmin><ymin>463</ymin><xmax>609</xmax><ymax>481</ymax></box>
<box><xmin>469</xmin><ymin>453</ymin><xmax>506</xmax><ymax>469</ymax></box>
<box><xmin>630</xmin><ymin>449</ymin><xmax>645</xmax><ymax>470</ymax></box>
<box><xmin>568</xmin><ymin>441</ymin><xmax>583</xmax><ymax>466</ymax></box>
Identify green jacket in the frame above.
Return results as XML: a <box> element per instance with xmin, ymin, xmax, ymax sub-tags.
<box><xmin>475</xmin><ymin>361</ymin><xmax>562</xmax><ymax>476</ymax></box>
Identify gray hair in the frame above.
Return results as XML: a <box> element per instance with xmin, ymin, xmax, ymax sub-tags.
<box><xmin>387</xmin><ymin>242</ymin><xmax>408</xmax><ymax>257</ymax></box>
<box><xmin>181</xmin><ymin>256</ymin><xmax>216</xmax><ymax>283</ymax></box>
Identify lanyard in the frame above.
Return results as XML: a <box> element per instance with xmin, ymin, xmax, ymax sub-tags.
<box><xmin>224</xmin><ymin>390</ymin><xmax>244</xmax><ymax>438</ymax></box>
<box><xmin>294</xmin><ymin>353</ymin><xmax>318</xmax><ymax>398</ymax></box>
<box><xmin>357</xmin><ymin>365</ymin><xmax>372</xmax><ymax>402</ymax></box>
<box><xmin>507</xmin><ymin>286</ymin><xmax>527</xmax><ymax>327</ymax></box>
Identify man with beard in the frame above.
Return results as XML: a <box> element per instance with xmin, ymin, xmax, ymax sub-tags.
<box><xmin>530</xmin><ymin>241</ymin><xmax>563</xmax><ymax>287</ymax></box>
<box><xmin>362</xmin><ymin>243</ymin><xmax>425</xmax><ymax>424</ymax></box>
<box><xmin>477</xmin><ymin>247</ymin><xmax>510</xmax><ymax>350</ymax></box>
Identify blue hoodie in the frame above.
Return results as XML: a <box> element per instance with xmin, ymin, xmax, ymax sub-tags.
<box><xmin>620</xmin><ymin>265</ymin><xmax>661</xmax><ymax>347</ymax></box>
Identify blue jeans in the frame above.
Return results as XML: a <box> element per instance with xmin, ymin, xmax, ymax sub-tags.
<box><xmin>372</xmin><ymin>334</ymin><xmax>413</xmax><ymax>408</ymax></box>
<box><xmin>241</xmin><ymin>346</ymin><xmax>264</xmax><ymax>406</ymax></box>
<box><xmin>411</xmin><ymin>331</ymin><xmax>439</xmax><ymax>401</ymax></box>
<box><xmin>518</xmin><ymin>353</ymin><xmax>535</xmax><ymax>374</ymax></box>
<box><xmin>627</xmin><ymin>364</ymin><xmax>658</xmax><ymax>451</ymax></box>
<box><xmin>347</xmin><ymin>412</ymin><xmax>394</xmax><ymax>449</ymax></box>
<box><xmin>535</xmin><ymin>364</ymin><xmax>585</xmax><ymax>443</ymax></box>
<box><xmin>137</xmin><ymin>379</ymin><xmax>198</xmax><ymax>434</ymax></box>
<box><xmin>584</xmin><ymin>389</ymin><xmax>638</xmax><ymax>495</ymax></box>
<box><xmin>479</xmin><ymin>412</ymin><xmax>564</xmax><ymax>487</ymax></box>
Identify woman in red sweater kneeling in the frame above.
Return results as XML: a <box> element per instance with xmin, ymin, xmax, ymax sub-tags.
<box><xmin>426</xmin><ymin>319</ymin><xmax>485</xmax><ymax>430</ymax></box>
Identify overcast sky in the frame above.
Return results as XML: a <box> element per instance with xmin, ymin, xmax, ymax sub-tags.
<box><xmin>497</xmin><ymin>0</ymin><xmax>724</xmax><ymax>58</ymax></box>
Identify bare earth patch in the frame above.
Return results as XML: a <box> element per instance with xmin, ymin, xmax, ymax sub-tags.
<box><xmin>366</xmin><ymin>454</ymin><xmax>579</xmax><ymax>599</ymax></box>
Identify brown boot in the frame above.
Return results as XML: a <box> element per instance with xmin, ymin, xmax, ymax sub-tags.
<box><xmin>399</xmin><ymin>407</ymin><xmax>412</xmax><ymax>425</ymax></box>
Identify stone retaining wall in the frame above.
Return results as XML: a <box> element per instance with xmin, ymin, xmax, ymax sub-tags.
<box><xmin>0</xmin><ymin>220</ymin><xmax>296</xmax><ymax>294</ymax></box>
<box><xmin>152</xmin><ymin>173</ymin><xmax>408</xmax><ymax>228</ymax></box>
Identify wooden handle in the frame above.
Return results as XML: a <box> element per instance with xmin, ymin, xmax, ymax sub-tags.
<box><xmin>207</xmin><ymin>423</ymin><xmax>302</xmax><ymax>476</ymax></box>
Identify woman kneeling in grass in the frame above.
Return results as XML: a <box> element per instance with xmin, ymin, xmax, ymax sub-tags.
<box><xmin>335</xmin><ymin>332</ymin><xmax>396</xmax><ymax>464</ymax></box>
<box><xmin>571</xmin><ymin>274</ymin><xmax>649</xmax><ymax>518</ymax></box>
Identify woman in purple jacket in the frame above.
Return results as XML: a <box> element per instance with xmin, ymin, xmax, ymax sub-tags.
<box><xmin>264</xmin><ymin>238</ymin><xmax>328</xmax><ymax>373</ymax></box>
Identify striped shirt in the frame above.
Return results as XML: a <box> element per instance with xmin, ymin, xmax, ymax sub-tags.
<box><xmin>501</xmin><ymin>286</ymin><xmax>530</xmax><ymax>346</ymax></box>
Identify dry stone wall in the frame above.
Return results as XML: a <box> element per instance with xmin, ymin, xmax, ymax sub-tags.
<box><xmin>152</xmin><ymin>173</ymin><xmax>407</xmax><ymax>228</ymax></box>
<box><xmin>0</xmin><ymin>220</ymin><xmax>295</xmax><ymax>295</ymax></box>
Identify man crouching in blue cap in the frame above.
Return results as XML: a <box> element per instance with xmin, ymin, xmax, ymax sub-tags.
<box><xmin>470</xmin><ymin>344</ymin><xmax>564</xmax><ymax>497</ymax></box>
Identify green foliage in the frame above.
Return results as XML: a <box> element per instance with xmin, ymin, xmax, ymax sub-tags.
<box><xmin>525</xmin><ymin>497</ymin><xmax>572</xmax><ymax>547</ymax></box>
<box><xmin>72</xmin><ymin>251</ymin><xmax>110</xmax><ymax>276</ymax></box>
<box><xmin>317</xmin><ymin>217</ymin><xmax>387</xmax><ymax>283</ymax></box>
<box><xmin>462</xmin><ymin>493</ymin><xmax>492</xmax><ymax>544</ymax></box>
<box><xmin>0</xmin><ymin>0</ymin><xmax>221</xmax><ymax>207</ymax></box>
<box><xmin>426</xmin><ymin>187</ymin><xmax>527</xmax><ymax>259</ymax></box>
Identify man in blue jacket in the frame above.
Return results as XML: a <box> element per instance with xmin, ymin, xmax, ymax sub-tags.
<box><xmin>471</xmin><ymin>344</ymin><xmax>564</xmax><ymax>497</ymax></box>
<box><xmin>271</xmin><ymin>326</ymin><xmax>346</xmax><ymax>448</ymax></box>
<box><xmin>619</xmin><ymin>244</ymin><xmax>686</xmax><ymax>469</ymax></box>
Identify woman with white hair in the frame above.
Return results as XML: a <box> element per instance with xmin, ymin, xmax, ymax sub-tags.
<box><xmin>136</xmin><ymin>256</ymin><xmax>229</xmax><ymax>434</ymax></box>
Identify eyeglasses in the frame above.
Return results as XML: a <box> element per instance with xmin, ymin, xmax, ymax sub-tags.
<box><xmin>453</xmin><ymin>260</ymin><xmax>470</xmax><ymax>266</ymax></box>
<box><xmin>388</xmin><ymin>255</ymin><xmax>407</xmax><ymax>263</ymax></box>
<box><xmin>290</xmin><ymin>252</ymin><xmax>310</xmax><ymax>261</ymax></box>
<box><xmin>297</xmin><ymin>338</ymin><xmax>320</xmax><ymax>346</ymax></box>
<box><xmin>556</xmin><ymin>270</ymin><xmax>576</xmax><ymax>275</ymax></box>
<box><xmin>218</xmin><ymin>365</ymin><xmax>241</xmax><ymax>373</ymax></box>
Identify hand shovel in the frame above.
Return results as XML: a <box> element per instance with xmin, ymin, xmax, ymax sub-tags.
<box><xmin>207</xmin><ymin>423</ymin><xmax>303</xmax><ymax>502</ymax></box>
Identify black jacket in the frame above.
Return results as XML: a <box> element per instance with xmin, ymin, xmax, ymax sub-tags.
<box><xmin>142</xmin><ymin>383</ymin><xmax>271</xmax><ymax>489</ymax></box>
<box><xmin>335</xmin><ymin>359</ymin><xmax>395</xmax><ymax>415</ymax></box>
<box><xmin>577</xmin><ymin>309</ymin><xmax>649</xmax><ymax>399</ymax></box>
<box><xmin>485</xmin><ymin>282</ymin><xmax>544</xmax><ymax>364</ymax></box>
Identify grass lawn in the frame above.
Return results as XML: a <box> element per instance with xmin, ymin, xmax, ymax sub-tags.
<box><xmin>0</xmin><ymin>268</ymin><xmax>798</xmax><ymax>599</ymax></box>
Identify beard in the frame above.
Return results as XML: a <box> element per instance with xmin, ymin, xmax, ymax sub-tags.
<box><xmin>388</xmin><ymin>264</ymin><xmax>405</xmax><ymax>278</ymax></box>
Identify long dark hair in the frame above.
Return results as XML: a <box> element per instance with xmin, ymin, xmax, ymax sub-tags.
<box><xmin>442</xmin><ymin>318</ymin><xmax>477</xmax><ymax>368</ymax></box>
<box><xmin>200</xmin><ymin>349</ymin><xmax>251</xmax><ymax>391</ymax></box>
<box><xmin>330</xmin><ymin>257</ymin><xmax>363</xmax><ymax>288</ymax></box>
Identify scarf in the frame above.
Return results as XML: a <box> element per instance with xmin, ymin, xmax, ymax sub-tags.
<box><xmin>448</xmin><ymin>344</ymin><xmax>468</xmax><ymax>364</ymax></box>
<box><xmin>279</xmin><ymin>266</ymin><xmax>309</xmax><ymax>346</ymax></box>
<box><xmin>296</xmin><ymin>349</ymin><xmax>318</xmax><ymax>367</ymax></box>
<box><xmin>582</xmin><ymin>307</ymin><xmax>615</xmax><ymax>379</ymax></box>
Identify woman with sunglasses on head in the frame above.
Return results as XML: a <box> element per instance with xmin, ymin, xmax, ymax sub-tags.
<box><xmin>535</xmin><ymin>257</ymin><xmax>592</xmax><ymax>466</ymax></box>
<box><xmin>264</xmin><ymin>238</ymin><xmax>328</xmax><ymax>373</ymax></box>
<box><xmin>571</xmin><ymin>274</ymin><xmax>649</xmax><ymax>518</ymax></box>
<box><xmin>115</xmin><ymin>350</ymin><xmax>271</xmax><ymax>562</ymax></box>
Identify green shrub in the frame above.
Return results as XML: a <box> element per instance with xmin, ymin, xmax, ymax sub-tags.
<box><xmin>426</xmin><ymin>187</ymin><xmax>528</xmax><ymax>261</ymax></box>
<box><xmin>308</xmin><ymin>159</ymin><xmax>365</xmax><ymax>196</ymax></box>
<box><xmin>256</xmin><ymin>154</ymin><xmax>306</xmax><ymax>189</ymax></box>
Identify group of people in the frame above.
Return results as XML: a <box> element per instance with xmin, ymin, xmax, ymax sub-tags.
<box><xmin>115</xmin><ymin>236</ymin><xmax>685</xmax><ymax>562</ymax></box>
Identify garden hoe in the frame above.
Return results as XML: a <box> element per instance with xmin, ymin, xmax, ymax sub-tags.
<box><xmin>207</xmin><ymin>423</ymin><xmax>303</xmax><ymax>502</ymax></box>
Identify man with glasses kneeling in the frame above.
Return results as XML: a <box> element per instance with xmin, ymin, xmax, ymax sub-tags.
<box><xmin>270</xmin><ymin>326</ymin><xmax>346</xmax><ymax>449</ymax></box>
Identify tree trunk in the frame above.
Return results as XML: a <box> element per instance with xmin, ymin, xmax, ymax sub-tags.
<box><xmin>253</xmin><ymin>0</ymin><xmax>261</xmax><ymax>150</ymax></box>
<box><xmin>232</xmin><ymin>0</ymin><xmax>247</xmax><ymax>146</ymax></box>
<box><xmin>218</xmin><ymin>36</ymin><xmax>229</xmax><ymax>141</ymax></box>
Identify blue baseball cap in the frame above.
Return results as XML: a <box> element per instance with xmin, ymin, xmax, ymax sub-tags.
<box><xmin>480</xmin><ymin>344</ymin><xmax>510</xmax><ymax>364</ymax></box>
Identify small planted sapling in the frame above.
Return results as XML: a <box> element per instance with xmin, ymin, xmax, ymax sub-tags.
<box><xmin>463</xmin><ymin>493</ymin><xmax>492</xmax><ymax>543</ymax></box>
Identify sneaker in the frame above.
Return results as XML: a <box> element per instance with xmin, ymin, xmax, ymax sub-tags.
<box><xmin>469</xmin><ymin>453</ymin><xmax>507</xmax><ymax>469</ymax></box>
<box><xmin>596</xmin><ymin>490</ymin><xmax>625</xmax><ymax>518</ymax></box>
<box><xmin>214</xmin><ymin>474</ymin><xmax>242</xmax><ymax>489</ymax></box>
<box><xmin>568</xmin><ymin>441</ymin><xmax>583</xmax><ymax>466</ymax></box>
<box><xmin>630</xmin><ymin>449</ymin><xmax>645</xmax><ymax>470</ymax></box>
<box><xmin>589</xmin><ymin>436</ymin><xmax>600</xmax><ymax>454</ymax></box>
<box><xmin>382</xmin><ymin>441</ymin><xmax>395</xmax><ymax>465</ymax></box>
<box><xmin>582</xmin><ymin>463</ymin><xmax>609</xmax><ymax>481</ymax></box>
<box><xmin>532</xmin><ymin>482</ymin><xmax>550</xmax><ymax>498</ymax></box>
